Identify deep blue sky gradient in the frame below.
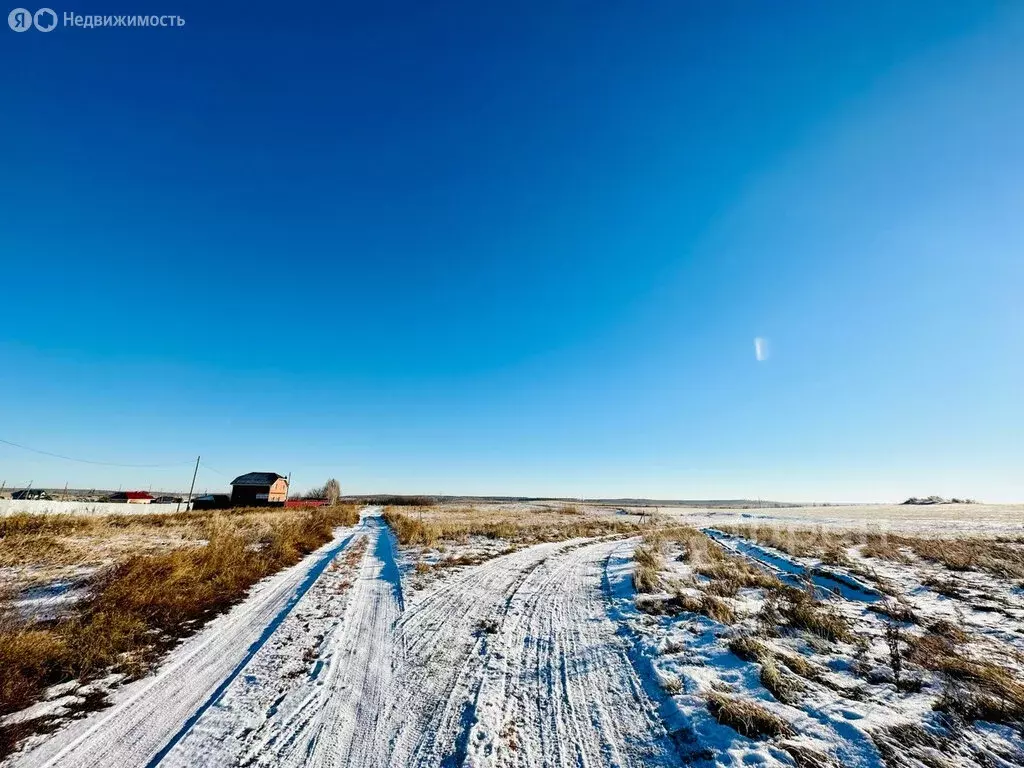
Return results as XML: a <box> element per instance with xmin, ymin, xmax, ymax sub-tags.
<box><xmin>2</xmin><ymin>1</ymin><xmax>1022</xmax><ymax>499</ymax></box>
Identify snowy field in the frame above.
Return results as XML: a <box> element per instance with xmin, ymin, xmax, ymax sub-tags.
<box><xmin>2</xmin><ymin>503</ymin><xmax>1022</xmax><ymax>767</ymax></box>
<box><xmin>655</xmin><ymin>502</ymin><xmax>1024</xmax><ymax>536</ymax></box>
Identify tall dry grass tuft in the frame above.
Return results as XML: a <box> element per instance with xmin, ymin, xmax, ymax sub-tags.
<box><xmin>779</xmin><ymin>589</ymin><xmax>853</xmax><ymax>644</ymax></box>
<box><xmin>671</xmin><ymin>527</ymin><xmax>784</xmax><ymax>595</ymax></box>
<box><xmin>382</xmin><ymin>508</ymin><xmax>440</xmax><ymax>546</ymax></box>
<box><xmin>632</xmin><ymin>535</ymin><xmax>664</xmax><ymax>594</ymax></box>
<box><xmin>706</xmin><ymin>692</ymin><xmax>794</xmax><ymax>739</ymax></box>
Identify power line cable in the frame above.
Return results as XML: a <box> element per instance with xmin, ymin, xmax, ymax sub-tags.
<box><xmin>0</xmin><ymin>437</ymin><xmax>194</xmax><ymax>469</ymax></box>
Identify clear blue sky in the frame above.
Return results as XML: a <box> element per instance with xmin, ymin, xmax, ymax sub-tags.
<box><xmin>2</xmin><ymin>1</ymin><xmax>1022</xmax><ymax>501</ymax></box>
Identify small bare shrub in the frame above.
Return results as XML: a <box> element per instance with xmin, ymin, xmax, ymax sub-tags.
<box><xmin>324</xmin><ymin>479</ymin><xmax>341</xmax><ymax>504</ymax></box>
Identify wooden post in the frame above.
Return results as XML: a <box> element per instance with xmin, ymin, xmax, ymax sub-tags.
<box><xmin>178</xmin><ymin>455</ymin><xmax>200</xmax><ymax>513</ymax></box>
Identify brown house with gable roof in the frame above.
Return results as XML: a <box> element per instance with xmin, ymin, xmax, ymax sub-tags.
<box><xmin>229</xmin><ymin>472</ymin><xmax>289</xmax><ymax>506</ymax></box>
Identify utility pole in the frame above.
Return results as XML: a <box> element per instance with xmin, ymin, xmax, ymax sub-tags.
<box><xmin>178</xmin><ymin>455</ymin><xmax>200</xmax><ymax>513</ymax></box>
<box><xmin>62</xmin><ymin>482</ymin><xmax>68</xmax><ymax>501</ymax></box>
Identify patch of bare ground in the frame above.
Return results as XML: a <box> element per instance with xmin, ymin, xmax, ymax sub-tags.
<box><xmin>0</xmin><ymin>504</ymin><xmax>359</xmax><ymax>759</ymax></box>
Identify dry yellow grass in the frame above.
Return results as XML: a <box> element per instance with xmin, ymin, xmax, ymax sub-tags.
<box><xmin>705</xmin><ymin>692</ymin><xmax>794</xmax><ymax>739</ymax></box>
<box><xmin>779</xmin><ymin>590</ymin><xmax>853</xmax><ymax>644</ymax></box>
<box><xmin>635</xmin><ymin>527</ymin><xmax>854</xmax><ymax>645</ymax></box>
<box><xmin>728</xmin><ymin>635</ymin><xmax>808</xmax><ymax>704</ymax></box>
<box><xmin>0</xmin><ymin>504</ymin><xmax>359</xmax><ymax>757</ymax></box>
<box><xmin>382</xmin><ymin>505</ymin><xmax>641</xmax><ymax>548</ymax></box>
<box><xmin>899</xmin><ymin>537</ymin><xmax>1024</xmax><ymax>580</ymax></box>
<box><xmin>906</xmin><ymin>629</ymin><xmax>1024</xmax><ymax>725</ymax></box>
<box><xmin>668</xmin><ymin>527</ymin><xmax>784</xmax><ymax>598</ymax></box>
<box><xmin>630</xmin><ymin>529</ymin><xmax>667</xmax><ymax>593</ymax></box>
<box><xmin>631</xmin><ymin>527</ymin><xmax>786</xmax><ymax>625</ymax></box>
<box><xmin>632</xmin><ymin>544</ymin><xmax>663</xmax><ymax>594</ymax></box>
<box><xmin>718</xmin><ymin>525</ymin><xmax>852</xmax><ymax>566</ymax></box>
<box><xmin>722</xmin><ymin>525</ymin><xmax>1024</xmax><ymax>580</ymax></box>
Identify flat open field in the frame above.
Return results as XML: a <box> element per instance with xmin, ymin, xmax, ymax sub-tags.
<box><xmin>1</xmin><ymin>502</ymin><xmax>1021</xmax><ymax>767</ymax></box>
<box><xmin>653</xmin><ymin>502</ymin><xmax>1024</xmax><ymax>536</ymax></box>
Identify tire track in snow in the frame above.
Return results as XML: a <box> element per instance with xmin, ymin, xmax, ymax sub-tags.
<box><xmin>273</xmin><ymin>513</ymin><xmax>404</xmax><ymax>768</ymax></box>
<box><xmin>463</xmin><ymin>539</ymin><xmax>678</xmax><ymax>768</ymax></box>
<box><xmin>7</xmin><ymin>522</ymin><xmax>362</xmax><ymax>768</ymax></box>
<box><xmin>393</xmin><ymin>540</ymin><xmax>580</xmax><ymax>767</ymax></box>
<box><xmin>172</xmin><ymin>522</ymin><xmax>580</xmax><ymax>767</ymax></box>
<box><xmin>161</xmin><ymin>511</ymin><xmax>402</xmax><ymax>768</ymax></box>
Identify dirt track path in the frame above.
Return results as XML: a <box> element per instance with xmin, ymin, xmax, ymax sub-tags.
<box><xmin>463</xmin><ymin>540</ymin><xmax>677</xmax><ymax>768</ymax></box>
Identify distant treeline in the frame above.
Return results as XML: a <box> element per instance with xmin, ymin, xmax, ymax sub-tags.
<box><xmin>342</xmin><ymin>495</ymin><xmax>437</xmax><ymax>507</ymax></box>
<box><xmin>902</xmin><ymin>496</ymin><xmax>977</xmax><ymax>505</ymax></box>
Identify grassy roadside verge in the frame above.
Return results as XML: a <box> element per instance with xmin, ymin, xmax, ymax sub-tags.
<box><xmin>381</xmin><ymin>505</ymin><xmax>640</xmax><ymax>548</ymax></box>
<box><xmin>0</xmin><ymin>504</ymin><xmax>359</xmax><ymax>758</ymax></box>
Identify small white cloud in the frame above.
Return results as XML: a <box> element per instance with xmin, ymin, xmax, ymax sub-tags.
<box><xmin>754</xmin><ymin>337</ymin><xmax>769</xmax><ymax>362</ymax></box>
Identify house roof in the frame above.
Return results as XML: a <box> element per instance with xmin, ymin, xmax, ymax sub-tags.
<box><xmin>113</xmin><ymin>491</ymin><xmax>153</xmax><ymax>500</ymax></box>
<box><xmin>230</xmin><ymin>472</ymin><xmax>286</xmax><ymax>487</ymax></box>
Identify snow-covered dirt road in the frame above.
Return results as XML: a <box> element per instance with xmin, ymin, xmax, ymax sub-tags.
<box><xmin>8</xmin><ymin>510</ymin><xmax>678</xmax><ymax>768</ymax></box>
<box><xmin>463</xmin><ymin>539</ymin><xmax>677</xmax><ymax>767</ymax></box>
<box><xmin>8</xmin><ymin>522</ymin><xmax>361</xmax><ymax>768</ymax></box>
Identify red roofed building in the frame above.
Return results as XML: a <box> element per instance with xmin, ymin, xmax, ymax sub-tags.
<box><xmin>110</xmin><ymin>491</ymin><xmax>154</xmax><ymax>504</ymax></box>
